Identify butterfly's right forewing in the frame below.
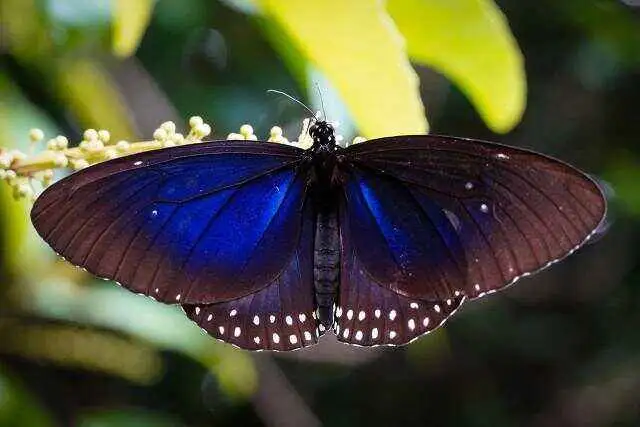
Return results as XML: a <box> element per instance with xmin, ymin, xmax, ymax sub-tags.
<box><xmin>340</xmin><ymin>135</ymin><xmax>606</xmax><ymax>300</ymax></box>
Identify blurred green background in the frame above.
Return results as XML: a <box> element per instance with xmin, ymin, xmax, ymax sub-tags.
<box><xmin>0</xmin><ymin>0</ymin><xmax>639</xmax><ymax>426</ymax></box>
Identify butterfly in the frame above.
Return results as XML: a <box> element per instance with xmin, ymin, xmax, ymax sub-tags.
<box><xmin>30</xmin><ymin>120</ymin><xmax>607</xmax><ymax>351</ymax></box>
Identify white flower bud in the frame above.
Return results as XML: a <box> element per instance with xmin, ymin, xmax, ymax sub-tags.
<box><xmin>29</xmin><ymin>128</ymin><xmax>44</xmax><ymax>142</ymax></box>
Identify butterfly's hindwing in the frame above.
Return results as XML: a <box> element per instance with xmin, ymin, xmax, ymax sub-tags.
<box><xmin>336</xmin><ymin>200</ymin><xmax>464</xmax><ymax>346</ymax></box>
<box><xmin>182</xmin><ymin>201</ymin><xmax>320</xmax><ymax>351</ymax></box>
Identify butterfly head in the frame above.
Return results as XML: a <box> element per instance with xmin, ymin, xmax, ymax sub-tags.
<box><xmin>309</xmin><ymin>120</ymin><xmax>336</xmax><ymax>152</ymax></box>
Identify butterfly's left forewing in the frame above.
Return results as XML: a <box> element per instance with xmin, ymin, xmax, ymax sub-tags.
<box><xmin>31</xmin><ymin>142</ymin><xmax>310</xmax><ymax>305</ymax></box>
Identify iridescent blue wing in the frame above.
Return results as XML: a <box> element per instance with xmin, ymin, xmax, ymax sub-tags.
<box><xmin>339</xmin><ymin>135</ymin><xmax>606</xmax><ymax>304</ymax></box>
<box><xmin>335</xmin><ymin>198</ymin><xmax>465</xmax><ymax>346</ymax></box>
<box><xmin>182</xmin><ymin>202</ymin><xmax>323</xmax><ymax>351</ymax></box>
<box><xmin>31</xmin><ymin>142</ymin><xmax>310</xmax><ymax>305</ymax></box>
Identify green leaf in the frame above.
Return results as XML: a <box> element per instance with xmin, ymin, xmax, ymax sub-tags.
<box><xmin>387</xmin><ymin>0</ymin><xmax>525</xmax><ymax>133</ymax></box>
<box><xmin>0</xmin><ymin>72</ymin><xmax>58</xmax><ymax>274</ymax></box>
<box><xmin>257</xmin><ymin>0</ymin><xmax>427</xmax><ymax>138</ymax></box>
<box><xmin>111</xmin><ymin>0</ymin><xmax>155</xmax><ymax>58</ymax></box>
<box><xmin>0</xmin><ymin>365</ymin><xmax>55</xmax><ymax>427</ymax></box>
<box><xmin>604</xmin><ymin>152</ymin><xmax>640</xmax><ymax>217</ymax></box>
<box><xmin>79</xmin><ymin>409</ymin><xmax>180</xmax><ymax>427</ymax></box>
<box><xmin>29</xmin><ymin>282</ymin><xmax>258</xmax><ymax>399</ymax></box>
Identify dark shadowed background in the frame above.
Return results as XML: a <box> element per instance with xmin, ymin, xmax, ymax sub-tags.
<box><xmin>0</xmin><ymin>0</ymin><xmax>639</xmax><ymax>426</ymax></box>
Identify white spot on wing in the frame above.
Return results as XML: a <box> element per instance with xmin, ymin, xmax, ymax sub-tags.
<box><xmin>289</xmin><ymin>335</ymin><xmax>298</xmax><ymax>344</ymax></box>
<box><xmin>234</xmin><ymin>327</ymin><xmax>241</xmax><ymax>337</ymax></box>
<box><xmin>358</xmin><ymin>311</ymin><xmax>366</xmax><ymax>321</ymax></box>
<box><xmin>286</xmin><ymin>315</ymin><xmax>293</xmax><ymax>325</ymax></box>
<box><xmin>355</xmin><ymin>330</ymin><xmax>363</xmax><ymax>341</ymax></box>
<box><xmin>372</xmin><ymin>328</ymin><xmax>379</xmax><ymax>339</ymax></box>
<box><xmin>374</xmin><ymin>309</ymin><xmax>381</xmax><ymax>319</ymax></box>
<box><xmin>253</xmin><ymin>315</ymin><xmax>260</xmax><ymax>326</ymax></box>
<box><xmin>304</xmin><ymin>331</ymin><xmax>312</xmax><ymax>341</ymax></box>
<box><xmin>389</xmin><ymin>310</ymin><xmax>397</xmax><ymax>321</ymax></box>
<box><xmin>389</xmin><ymin>331</ymin><xmax>397</xmax><ymax>339</ymax></box>
<box><xmin>347</xmin><ymin>309</ymin><xmax>354</xmax><ymax>320</ymax></box>
<box><xmin>408</xmin><ymin>319</ymin><xmax>416</xmax><ymax>330</ymax></box>
<box><xmin>272</xmin><ymin>333</ymin><xmax>280</xmax><ymax>344</ymax></box>
<box><xmin>230</xmin><ymin>309</ymin><xmax>237</xmax><ymax>317</ymax></box>
<box><xmin>298</xmin><ymin>313</ymin><xmax>306</xmax><ymax>323</ymax></box>
<box><xmin>207</xmin><ymin>314</ymin><xmax>213</xmax><ymax>322</ymax></box>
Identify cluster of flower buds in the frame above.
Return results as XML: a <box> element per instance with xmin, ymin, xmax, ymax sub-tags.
<box><xmin>0</xmin><ymin>116</ymin><xmax>365</xmax><ymax>201</ymax></box>
<box><xmin>0</xmin><ymin>116</ymin><xmax>212</xmax><ymax>201</ymax></box>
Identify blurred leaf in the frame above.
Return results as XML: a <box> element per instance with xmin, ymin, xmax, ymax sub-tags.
<box><xmin>257</xmin><ymin>0</ymin><xmax>427</xmax><ymax>138</ymax></box>
<box><xmin>0</xmin><ymin>364</ymin><xmax>55</xmax><ymax>427</ymax></box>
<box><xmin>558</xmin><ymin>0</ymin><xmax>640</xmax><ymax>66</ymax></box>
<box><xmin>112</xmin><ymin>0</ymin><xmax>155</xmax><ymax>58</ymax></box>
<box><xmin>48</xmin><ymin>0</ymin><xmax>111</xmax><ymax>26</ymax></box>
<box><xmin>387</xmin><ymin>0</ymin><xmax>525</xmax><ymax>133</ymax></box>
<box><xmin>0</xmin><ymin>72</ymin><xmax>58</xmax><ymax>274</ymax></box>
<box><xmin>219</xmin><ymin>0</ymin><xmax>261</xmax><ymax>15</ymax></box>
<box><xmin>53</xmin><ymin>58</ymin><xmax>137</xmax><ymax>139</ymax></box>
<box><xmin>0</xmin><ymin>0</ymin><xmax>51</xmax><ymax>60</ymax></box>
<box><xmin>604</xmin><ymin>153</ymin><xmax>640</xmax><ymax>216</ymax></box>
<box><xmin>28</xmin><ymin>281</ymin><xmax>258</xmax><ymax>399</ymax></box>
<box><xmin>78</xmin><ymin>408</ymin><xmax>180</xmax><ymax>427</ymax></box>
<box><xmin>0</xmin><ymin>320</ymin><xmax>163</xmax><ymax>385</ymax></box>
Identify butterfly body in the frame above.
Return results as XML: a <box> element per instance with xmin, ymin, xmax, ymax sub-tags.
<box><xmin>31</xmin><ymin>120</ymin><xmax>606</xmax><ymax>351</ymax></box>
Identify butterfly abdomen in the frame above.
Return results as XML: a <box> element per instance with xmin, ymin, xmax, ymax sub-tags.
<box><xmin>314</xmin><ymin>209</ymin><xmax>340</xmax><ymax>328</ymax></box>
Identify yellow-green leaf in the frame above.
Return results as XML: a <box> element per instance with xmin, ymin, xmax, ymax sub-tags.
<box><xmin>388</xmin><ymin>0</ymin><xmax>525</xmax><ymax>133</ymax></box>
<box><xmin>0</xmin><ymin>72</ymin><xmax>57</xmax><ymax>274</ymax></box>
<box><xmin>256</xmin><ymin>0</ymin><xmax>427</xmax><ymax>138</ymax></box>
<box><xmin>53</xmin><ymin>58</ymin><xmax>137</xmax><ymax>140</ymax></box>
<box><xmin>111</xmin><ymin>0</ymin><xmax>155</xmax><ymax>58</ymax></box>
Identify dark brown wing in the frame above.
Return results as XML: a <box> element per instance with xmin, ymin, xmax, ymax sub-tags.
<box><xmin>31</xmin><ymin>141</ymin><xmax>311</xmax><ymax>305</ymax></box>
<box><xmin>339</xmin><ymin>135</ymin><xmax>606</xmax><ymax>300</ymax></box>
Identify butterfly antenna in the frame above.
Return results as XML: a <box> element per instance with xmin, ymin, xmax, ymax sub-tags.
<box><xmin>314</xmin><ymin>82</ymin><xmax>327</xmax><ymax>121</ymax></box>
<box><xmin>267</xmin><ymin>89</ymin><xmax>316</xmax><ymax>118</ymax></box>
